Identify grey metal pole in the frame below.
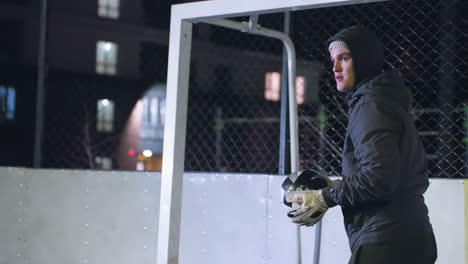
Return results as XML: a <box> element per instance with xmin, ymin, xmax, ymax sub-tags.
<box><xmin>279</xmin><ymin>12</ymin><xmax>291</xmax><ymax>175</ymax></box>
<box><xmin>215</xmin><ymin>107</ymin><xmax>223</xmax><ymax>171</ymax></box>
<box><xmin>314</xmin><ymin>220</ymin><xmax>323</xmax><ymax>264</ymax></box>
<box><xmin>313</xmin><ymin>105</ymin><xmax>326</xmax><ymax>264</ymax></box>
<box><xmin>278</xmin><ymin>12</ymin><xmax>302</xmax><ymax>264</ymax></box>
<box><xmin>34</xmin><ymin>0</ymin><xmax>48</xmax><ymax>168</ymax></box>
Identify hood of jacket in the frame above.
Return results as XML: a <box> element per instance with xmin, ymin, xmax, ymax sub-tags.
<box><xmin>347</xmin><ymin>70</ymin><xmax>412</xmax><ymax>112</ymax></box>
<box><xmin>327</xmin><ymin>26</ymin><xmax>384</xmax><ymax>86</ymax></box>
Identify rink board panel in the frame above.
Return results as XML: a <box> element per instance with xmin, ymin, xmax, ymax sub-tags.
<box><xmin>0</xmin><ymin>167</ymin><xmax>465</xmax><ymax>264</ymax></box>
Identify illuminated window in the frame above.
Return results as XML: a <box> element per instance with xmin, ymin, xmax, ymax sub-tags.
<box><xmin>0</xmin><ymin>86</ymin><xmax>15</xmax><ymax>121</ymax></box>
<box><xmin>143</xmin><ymin>96</ymin><xmax>165</xmax><ymax>127</ymax></box>
<box><xmin>160</xmin><ymin>100</ymin><xmax>166</xmax><ymax>125</ymax></box>
<box><xmin>264</xmin><ymin>72</ymin><xmax>281</xmax><ymax>102</ymax></box>
<box><xmin>142</xmin><ymin>98</ymin><xmax>150</xmax><ymax>124</ymax></box>
<box><xmin>96</xmin><ymin>41</ymin><xmax>118</xmax><ymax>75</ymax></box>
<box><xmin>296</xmin><ymin>76</ymin><xmax>306</xmax><ymax>105</ymax></box>
<box><xmin>97</xmin><ymin>99</ymin><xmax>114</xmax><ymax>132</ymax></box>
<box><xmin>95</xmin><ymin>156</ymin><xmax>112</xmax><ymax>169</ymax></box>
<box><xmin>264</xmin><ymin>72</ymin><xmax>306</xmax><ymax>104</ymax></box>
<box><xmin>98</xmin><ymin>0</ymin><xmax>120</xmax><ymax>19</ymax></box>
<box><xmin>150</xmin><ymin>97</ymin><xmax>159</xmax><ymax>125</ymax></box>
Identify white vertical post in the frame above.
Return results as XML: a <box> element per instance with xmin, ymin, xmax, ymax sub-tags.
<box><xmin>157</xmin><ymin>14</ymin><xmax>193</xmax><ymax>264</ymax></box>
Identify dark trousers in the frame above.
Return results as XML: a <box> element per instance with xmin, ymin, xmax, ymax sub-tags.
<box><xmin>348</xmin><ymin>232</ymin><xmax>437</xmax><ymax>264</ymax></box>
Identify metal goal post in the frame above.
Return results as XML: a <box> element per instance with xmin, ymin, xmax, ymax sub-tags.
<box><xmin>159</xmin><ymin>1</ymin><xmax>387</xmax><ymax>263</ymax></box>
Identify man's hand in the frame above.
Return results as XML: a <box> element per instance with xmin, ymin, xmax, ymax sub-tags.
<box><xmin>286</xmin><ymin>189</ymin><xmax>328</xmax><ymax>227</ymax></box>
<box><xmin>281</xmin><ymin>170</ymin><xmax>330</xmax><ymax>207</ymax></box>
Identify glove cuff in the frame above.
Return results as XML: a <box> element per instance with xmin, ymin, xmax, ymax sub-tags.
<box><xmin>321</xmin><ymin>187</ymin><xmax>337</xmax><ymax>208</ymax></box>
<box><xmin>317</xmin><ymin>189</ymin><xmax>329</xmax><ymax>210</ymax></box>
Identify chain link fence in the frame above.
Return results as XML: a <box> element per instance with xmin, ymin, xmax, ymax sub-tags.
<box><xmin>298</xmin><ymin>0</ymin><xmax>467</xmax><ymax>178</ymax></box>
<box><xmin>184</xmin><ymin>0</ymin><xmax>467</xmax><ymax>177</ymax></box>
<box><xmin>2</xmin><ymin>0</ymin><xmax>465</xmax><ymax>177</ymax></box>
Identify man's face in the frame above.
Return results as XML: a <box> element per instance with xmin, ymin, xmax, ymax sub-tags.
<box><xmin>330</xmin><ymin>48</ymin><xmax>355</xmax><ymax>92</ymax></box>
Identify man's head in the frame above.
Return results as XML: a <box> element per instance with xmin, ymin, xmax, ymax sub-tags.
<box><xmin>327</xmin><ymin>26</ymin><xmax>384</xmax><ymax>92</ymax></box>
<box><xmin>329</xmin><ymin>41</ymin><xmax>355</xmax><ymax>92</ymax></box>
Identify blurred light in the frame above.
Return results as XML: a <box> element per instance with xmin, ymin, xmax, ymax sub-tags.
<box><xmin>296</xmin><ymin>76</ymin><xmax>306</xmax><ymax>105</ymax></box>
<box><xmin>136</xmin><ymin>161</ymin><xmax>145</xmax><ymax>171</ymax></box>
<box><xmin>265</xmin><ymin>73</ymin><xmax>306</xmax><ymax>104</ymax></box>
<box><xmin>104</xmin><ymin>42</ymin><xmax>112</xmax><ymax>51</ymax></box>
<box><xmin>142</xmin><ymin>150</ymin><xmax>153</xmax><ymax>157</ymax></box>
<box><xmin>264</xmin><ymin>72</ymin><xmax>281</xmax><ymax>102</ymax></box>
<box><xmin>128</xmin><ymin>148</ymin><xmax>136</xmax><ymax>156</ymax></box>
<box><xmin>102</xmin><ymin>99</ymin><xmax>109</xmax><ymax>106</ymax></box>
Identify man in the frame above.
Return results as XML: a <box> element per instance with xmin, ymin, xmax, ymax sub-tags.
<box><xmin>286</xmin><ymin>26</ymin><xmax>437</xmax><ymax>263</ymax></box>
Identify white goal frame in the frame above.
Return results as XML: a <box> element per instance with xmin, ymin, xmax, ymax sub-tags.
<box><xmin>158</xmin><ymin>1</ymin><xmax>387</xmax><ymax>263</ymax></box>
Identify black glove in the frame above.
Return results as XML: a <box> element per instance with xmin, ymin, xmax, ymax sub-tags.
<box><xmin>281</xmin><ymin>170</ymin><xmax>331</xmax><ymax>207</ymax></box>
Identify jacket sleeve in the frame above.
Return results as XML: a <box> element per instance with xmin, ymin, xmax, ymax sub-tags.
<box><xmin>322</xmin><ymin>100</ymin><xmax>401</xmax><ymax>208</ymax></box>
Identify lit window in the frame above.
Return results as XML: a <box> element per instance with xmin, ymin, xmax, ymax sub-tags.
<box><xmin>265</xmin><ymin>72</ymin><xmax>281</xmax><ymax>102</ymax></box>
<box><xmin>264</xmin><ymin>72</ymin><xmax>306</xmax><ymax>104</ymax></box>
<box><xmin>96</xmin><ymin>41</ymin><xmax>118</xmax><ymax>75</ymax></box>
<box><xmin>142</xmin><ymin>98</ymin><xmax>150</xmax><ymax>124</ymax></box>
<box><xmin>97</xmin><ymin>99</ymin><xmax>114</xmax><ymax>132</ymax></box>
<box><xmin>296</xmin><ymin>76</ymin><xmax>306</xmax><ymax>105</ymax></box>
<box><xmin>95</xmin><ymin>156</ymin><xmax>112</xmax><ymax>169</ymax></box>
<box><xmin>0</xmin><ymin>86</ymin><xmax>16</xmax><ymax>121</ymax></box>
<box><xmin>150</xmin><ymin>97</ymin><xmax>159</xmax><ymax>125</ymax></box>
<box><xmin>98</xmin><ymin>0</ymin><xmax>120</xmax><ymax>19</ymax></box>
<box><xmin>160</xmin><ymin>100</ymin><xmax>166</xmax><ymax>125</ymax></box>
<box><xmin>143</xmin><ymin>96</ymin><xmax>165</xmax><ymax>127</ymax></box>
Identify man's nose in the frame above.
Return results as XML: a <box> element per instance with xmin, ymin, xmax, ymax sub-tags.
<box><xmin>333</xmin><ymin>61</ymin><xmax>341</xmax><ymax>72</ymax></box>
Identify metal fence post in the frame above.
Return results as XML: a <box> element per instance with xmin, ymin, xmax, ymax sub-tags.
<box><xmin>279</xmin><ymin>12</ymin><xmax>291</xmax><ymax>176</ymax></box>
<box><xmin>34</xmin><ymin>0</ymin><xmax>48</xmax><ymax>168</ymax></box>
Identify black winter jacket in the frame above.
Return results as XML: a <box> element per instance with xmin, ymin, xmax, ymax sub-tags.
<box><xmin>322</xmin><ymin>70</ymin><xmax>434</xmax><ymax>251</ymax></box>
<box><xmin>322</xmin><ymin>26</ymin><xmax>433</xmax><ymax>251</ymax></box>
